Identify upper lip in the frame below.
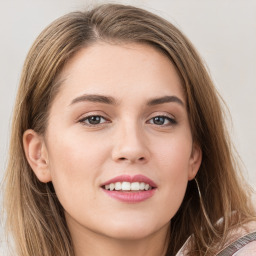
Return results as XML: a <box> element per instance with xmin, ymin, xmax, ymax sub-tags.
<box><xmin>101</xmin><ymin>174</ymin><xmax>157</xmax><ymax>188</ymax></box>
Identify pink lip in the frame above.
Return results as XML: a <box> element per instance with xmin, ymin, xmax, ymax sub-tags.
<box><xmin>102</xmin><ymin>189</ymin><xmax>156</xmax><ymax>203</ymax></box>
<box><xmin>101</xmin><ymin>174</ymin><xmax>157</xmax><ymax>203</ymax></box>
<box><xmin>101</xmin><ymin>174</ymin><xmax>157</xmax><ymax>187</ymax></box>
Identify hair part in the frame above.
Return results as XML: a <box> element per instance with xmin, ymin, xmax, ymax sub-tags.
<box><xmin>3</xmin><ymin>3</ymin><xmax>255</xmax><ymax>256</ymax></box>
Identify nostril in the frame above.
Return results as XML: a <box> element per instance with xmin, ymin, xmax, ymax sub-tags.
<box><xmin>117</xmin><ymin>156</ymin><xmax>146</xmax><ymax>162</ymax></box>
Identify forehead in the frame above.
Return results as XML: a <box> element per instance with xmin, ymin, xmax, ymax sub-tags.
<box><xmin>52</xmin><ymin>42</ymin><xmax>185</xmax><ymax>106</ymax></box>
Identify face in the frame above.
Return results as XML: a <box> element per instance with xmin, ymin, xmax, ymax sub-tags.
<box><xmin>25</xmin><ymin>43</ymin><xmax>201</xmax><ymax>241</ymax></box>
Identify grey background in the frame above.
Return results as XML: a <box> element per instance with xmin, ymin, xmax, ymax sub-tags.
<box><xmin>1</xmin><ymin>0</ymin><xmax>256</xmax><ymax>252</ymax></box>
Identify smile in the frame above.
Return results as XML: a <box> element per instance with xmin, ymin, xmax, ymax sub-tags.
<box><xmin>104</xmin><ymin>182</ymin><xmax>153</xmax><ymax>191</ymax></box>
<box><xmin>101</xmin><ymin>175</ymin><xmax>157</xmax><ymax>203</ymax></box>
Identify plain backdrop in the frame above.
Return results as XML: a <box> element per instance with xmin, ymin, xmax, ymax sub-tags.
<box><xmin>0</xmin><ymin>0</ymin><xmax>256</xmax><ymax>250</ymax></box>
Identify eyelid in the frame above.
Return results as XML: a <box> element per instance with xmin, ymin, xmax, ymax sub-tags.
<box><xmin>76</xmin><ymin>110</ymin><xmax>110</xmax><ymax>121</ymax></box>
<box><xmin>147</xmin><ymin>112</ymin><xmax>176</xmax><ymax>120</ymax></box>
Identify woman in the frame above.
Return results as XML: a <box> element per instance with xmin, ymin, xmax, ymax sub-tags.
<box><xmin>3</xmin><ymin>3</ymin><xmax>256</xmax><ymax>256</ymax></box>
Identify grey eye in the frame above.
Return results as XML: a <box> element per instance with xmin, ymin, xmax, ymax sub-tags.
<box><xmin>87</xmin><ymin>116</ymin><xmax>103</xmax><ymax>124</ymax></box>
<box><xmin>148</xmin><ymin>116</ymin><xmax>176</xmax><ymax>126</ymax></box>
<box><xmin>80</xmin><ymin>115</ymin><xmax>107</xmax><ymax>125</ymax></box>
<box><xmin>152</xmin><ymin>116</ymin><xmax>166</xmax><ymax>125</ymax></box>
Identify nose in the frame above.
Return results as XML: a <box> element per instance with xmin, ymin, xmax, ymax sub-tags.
<box><xmin>111</xmin><ymin>121</ymin><xmax>150</xmax><ymax>164</ymax></box>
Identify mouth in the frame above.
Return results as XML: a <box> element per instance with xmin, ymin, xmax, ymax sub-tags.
<box><xmin>101</xmin><ymin>175</ymin><xmax>157</xmax><ymax>203</ymax></box>
<box><xmin>102</xmin><ymin>181</ymin><xmax>154</xmax><ymax>191</ymax></box>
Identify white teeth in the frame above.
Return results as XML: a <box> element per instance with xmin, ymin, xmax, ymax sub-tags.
<box><xmin>104</xmin><ymin>182</ymin><xmax>153</xmax><ymax>191</ymax></box>
<box><xmin>115</xmin><ymin>182</ymin><xmax>122</xmax><ymax>190</ymax></box>
<box><xmin>131</xmin><ymin>182</ymin><xmax>140</xmax><ymax>190</ymax></box>
<box><xmin>109</xmin><ymin>183</ymin><xmax>115</xmax><ymax>191</ymax></box>
<box><xmin>139</xmin><ymin>182</ymin><xmax>145</xmax><ymax>190</ymax></box>
<box><xmin>122</xmin><ymin>182</ymin><xmax>131</xmax><ymax>190</ymax></box>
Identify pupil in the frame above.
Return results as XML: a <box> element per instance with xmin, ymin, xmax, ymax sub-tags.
<box><xmin>89</xmin><ymin>116</ymin><xmax>101</xmax><ymax>124</ymax></box>
<box><xmin>154</xmin><ymin>116</ymin><xmax>165</xmax><ymax>125</ymax></box>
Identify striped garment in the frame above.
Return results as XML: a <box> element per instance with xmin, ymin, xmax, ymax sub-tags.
<box><xmin>176</xmin><ymin>221</ymin><xmax>256</xmax><ymax>255</ymax></box>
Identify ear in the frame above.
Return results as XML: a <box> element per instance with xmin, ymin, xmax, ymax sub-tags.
<box><xmin>23</xmin><ymin>129</ymin><xmax>52</xmax><ymax>183</ymax></box>
<box><xmin>188</xmin><ymin>143</ymin><xmax>202</xmax><ymax>180</ymax></box>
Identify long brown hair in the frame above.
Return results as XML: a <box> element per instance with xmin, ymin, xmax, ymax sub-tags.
<box><xmin>3</xmin><ymin>3</ymin><xmax>255</xmax><ymax>256</ymax></box>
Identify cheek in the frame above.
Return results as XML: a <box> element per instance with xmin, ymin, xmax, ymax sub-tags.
<box><xmin>46</xmin><ymin>131</ymin><xmax>106</xmax><ymax>205</ymax></box>
<box><xmin>154</xmin><ymin>133</ymin><xmax>192</xmax><ymax>176</ymax></box>
<box><xmin>47</xmin><ymin>128</ymin><xmax>106</xmax><ymax>173</ymax></box>
<box><xmin>152</xmin><ymin>134</ymin><xmax>192</xmax><ymax>216</ymax></box>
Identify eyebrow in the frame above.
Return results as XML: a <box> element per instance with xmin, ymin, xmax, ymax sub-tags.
<box><xmin>146</xmin><ymin>96</ymin><xmax>184</xmax><ymax>107</ymax></box>
<box><xmin>70</xmin><ymin>94</ymin><xmax>117</xmax><ymax>105</ymax></box>
<box><xmin>69</xmin><ymin>94</ymin><xmax>184</xmax><ymax>107</ymax></box>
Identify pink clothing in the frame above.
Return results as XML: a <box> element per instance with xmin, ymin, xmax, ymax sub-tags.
<box><xmin>176</xmin><ymin>221</ymin><xmax>256</xmax><ymax>255</ymax></box>
<box><xmin>233</xmin><ymin>241</ymin><xmax>256</xmax><ymax>255</ymax></box>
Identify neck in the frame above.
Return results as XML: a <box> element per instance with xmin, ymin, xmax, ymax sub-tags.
<box><xmin>68</xmin><ymin>218</ymin><xmax>169</xmax><ymax>256</ymax></box>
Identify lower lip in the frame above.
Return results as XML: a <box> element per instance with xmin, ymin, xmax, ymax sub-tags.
<box><xmin>102</xmin><ymin>189</ymin><xmax>156</xmax><ymax>203</ymax></box>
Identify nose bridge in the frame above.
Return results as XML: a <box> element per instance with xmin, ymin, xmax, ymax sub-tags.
<box><xmin>112</xmin><ymin>116</ymin><xmax>149</xmax><ymax>163</ymax></box>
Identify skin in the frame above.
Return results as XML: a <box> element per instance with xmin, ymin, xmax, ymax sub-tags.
<box><xmin>23</xmin><ymin>42</ymin><xmax>202</xmax><ymax>256</ymax></box>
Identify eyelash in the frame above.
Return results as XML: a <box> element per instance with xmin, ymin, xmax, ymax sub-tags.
<box><xmin>79</xmin><ymin>115</ymin><xmax>109</xmax><ymax>126</ymax></box>
<box><xmin>78</xmin><ymin>114</ymin><xmax>177</xmax><ymax>127</ymax></box>
<box><xmin>147</xmin><ymin>115</ymin><xmax>177</xmax><ymax>126</ymax></box>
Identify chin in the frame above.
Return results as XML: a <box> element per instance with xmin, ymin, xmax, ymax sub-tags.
<box><xmin>100</xmin><ymin>218</ymin><xmax>170</xmax><ymax>241</ymax></box>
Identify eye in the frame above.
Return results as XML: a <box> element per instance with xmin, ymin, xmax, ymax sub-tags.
<box><xmin>148</xmin><ymin>115</ymin><xmax>176</xmax><ymax>126</ymax></box>
<box><xmin>79</xmin><ymin>115</ymin><xmax>108</xmax><ymax>126</ymax></box>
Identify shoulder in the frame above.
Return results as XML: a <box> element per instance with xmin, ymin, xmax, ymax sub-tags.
<box><xmin>217</xmin><ymin>221</ymin><xmax>256</xmax><ymax>255</ymax></box>
<box><xmin>233</xmin><ymin>241</ymin><xmax>256</xmax><ymax>255</ymax></box>
<box><xmin>176</xmin><ymin>221</ymin><xmax>256</xmax><ymax>256</ymax></box>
